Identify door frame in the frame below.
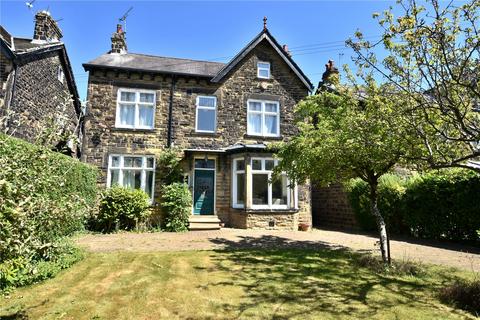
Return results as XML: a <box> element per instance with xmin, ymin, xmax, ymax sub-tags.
<box><xmin>192</xmin><ymin>157</ymin><xmax>216</xmax><ymax>215</ymax></box>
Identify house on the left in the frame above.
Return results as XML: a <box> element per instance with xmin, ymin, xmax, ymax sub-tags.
<box><xmin>0</xmin><ymin>11</ymin><xmax>82</xmax><ymax>156</ymax></box>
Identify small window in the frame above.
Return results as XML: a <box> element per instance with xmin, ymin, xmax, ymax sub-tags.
<box><xmin>116</xmin><ymin>89</ymin><xmax>156</xmax><ymax>129</ymax></box>
<box><xmin>232</xmin><ymin>158</ymin><xmax>246</xmax><ymax>208</ymax></box>
<box><xmin>257</xmin><ymin>61</ymin><xmax>270</xmax><ymax>79</ymax></box>
<box><xmin>196</xmin><ymin>96</ymin><xmax>217</xmax><ymax>133</ymax></box>
<box><xmin>108</xmin><ymin>155</ymin><xmax>156</xmax><ymax>202</ymax></box>
<box><xmin>57</xmin><ymin>66</ymin><xmax>64</xmax><ymax>83</ymax></box>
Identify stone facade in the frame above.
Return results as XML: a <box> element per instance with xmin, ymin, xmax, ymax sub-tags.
<box><xmin>82</xmin><ymin>29</ymin><xmax>313</xmax><ymax>230</ymax></box>
<box><xmin>0</xmin><ymin>13</ymin><xmax>81</xmax><ymax>156</ymax></box>
<box><xmin>6</xmin><ymin>50</ymin><xmax>78</xmax><ymax>144</ymax></box>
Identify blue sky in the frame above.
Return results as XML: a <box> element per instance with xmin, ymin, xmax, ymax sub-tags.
<box><xmin>1</xmin><ymin>1</ymin><xmax>398</xmax><ymax>100</ymax></box>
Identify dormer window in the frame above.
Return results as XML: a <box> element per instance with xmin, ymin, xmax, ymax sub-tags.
<box><xmin>257</xmin><ymin>61</ymin><xmax>270</xmax><ymax>79</ymax></box>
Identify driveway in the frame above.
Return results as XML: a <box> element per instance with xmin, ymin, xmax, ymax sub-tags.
<box><xmin>76</xmin><ymin>228</ymin><xmax>480</xmax><ymax>272</ymax></box>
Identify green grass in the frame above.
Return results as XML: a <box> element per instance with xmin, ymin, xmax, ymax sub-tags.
<box><xmin>0</xmin><ymin>249</ymin><xmax>476</xmax><ymax>320</ymax></box>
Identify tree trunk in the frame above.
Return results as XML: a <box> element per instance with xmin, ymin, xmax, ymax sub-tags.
<box><xmin>369</xmin><ymin>180</ymin><xmax>390</xmax><ymax>264</ymax></box>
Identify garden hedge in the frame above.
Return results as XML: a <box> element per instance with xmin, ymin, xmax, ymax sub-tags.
<box><xmin>0</xmin><ymin>134</ymin><xmax>98</xmax><ymax>290</ymax></box>
<box><xmin>347</xmin><ymin>170</ymin><xmax>480</xmax><ymax>243</ymax></box>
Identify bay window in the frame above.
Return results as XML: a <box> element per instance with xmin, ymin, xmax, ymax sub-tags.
<box><xmin>247</xmin><ymin>100</ymin><xmax>280</xmax><ymax>137</ymax></box>
<box><xmin>116</xmin><ymin>89</ymin><xmax>155</xmax><ymax>129</ymax></box>
<box><xmin>107</xmin><ymin>155</ymin><xmax>155</xmax><ymax>201</ymax></box>
<box><xmin>232</xmin><ymin>157</ymin><xmax>292</xmax><ymax>209</ymax></box>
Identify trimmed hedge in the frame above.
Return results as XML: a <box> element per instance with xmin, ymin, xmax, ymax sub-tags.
<box><xmin>347</xmin><ymin>170</ymin><xmax>480</xmax><ymax>243</ymax></box>
<box><xmin>0</xmin><ymin>134</ymin><xmax>98</xmax><ymax>290</ymax></box>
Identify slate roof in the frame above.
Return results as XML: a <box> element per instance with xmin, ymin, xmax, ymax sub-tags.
<box><xmin>83</xmin><ymin>53</ymin><xmax>226</xmax><ymax>77</ymax></box>
<box><xmin>83</xmin><ymin>29</ymin><xmax>313</xmax><ymax>90</ymax></box>
<box><xmin>212</xmin><ymin>29</ymin><xmax>313</xmax><ymax>90</ymax></box>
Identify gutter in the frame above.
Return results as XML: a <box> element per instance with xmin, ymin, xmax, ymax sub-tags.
<box><xmin>167</xmin><ymin>75</ymin><xmax>176</xmax><ymax>148</ymax></box>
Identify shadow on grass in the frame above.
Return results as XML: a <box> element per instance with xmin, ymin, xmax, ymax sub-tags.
<box><xmin>206</xmin><ymin>235</ymin><xmax>464</xmax><ymax>319</ymax></box>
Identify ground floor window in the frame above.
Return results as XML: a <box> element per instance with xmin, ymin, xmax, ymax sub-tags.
<box><xmin>107</xmin><ymin>154</ymin><xmax>155</xmax><ymax>201</ymax></box>
<box><xmin>232</xmin><ymin>157</ymin><xmax>292</xmax><ymax>209</ymax></box>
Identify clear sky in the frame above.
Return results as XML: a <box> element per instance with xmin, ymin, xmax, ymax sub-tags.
<box><xmin>1</xmin><ymin>0</ymin><xmax>399</xmax><ymax>100</ymax></box>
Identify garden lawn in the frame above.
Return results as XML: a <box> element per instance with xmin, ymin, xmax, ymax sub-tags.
<box><xmin>0</xmin><ymin>249</ymin><xmax>476</xmax><ymax>320</ymax></box>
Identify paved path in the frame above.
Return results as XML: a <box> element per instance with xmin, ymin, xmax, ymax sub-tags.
<box><xmin>76</xmin><ymin>228</ymin><xmax>480</xmax><ymax>272</ymax></box>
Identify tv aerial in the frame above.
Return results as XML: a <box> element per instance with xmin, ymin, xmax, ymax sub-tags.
<box><xmin>119</xmin><ymin>7</ymin><xmax>133</xmax><ymax>33</ymax></box>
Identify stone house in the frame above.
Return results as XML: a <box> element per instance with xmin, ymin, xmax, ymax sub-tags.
<box><xmin>82</xmin><ymin>21</ymin><xmax>314</xmax><ymax>230</ymax></box>
<box><xmin>0</xmin><ymin>11</ymin><xmax>82</xmax><ymax>156</ymax></box>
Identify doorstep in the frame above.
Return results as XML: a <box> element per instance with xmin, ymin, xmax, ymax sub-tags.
<box><xmin>188</xmin><ymin>215</ymin><xmax>222</xmax><ymax>230</ymax></box>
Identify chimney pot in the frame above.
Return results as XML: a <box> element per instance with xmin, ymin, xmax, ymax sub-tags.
<box><xmin>110</xmin><ymin>23</ymin><xmax>127</xmax><ymax>54</ymax></box>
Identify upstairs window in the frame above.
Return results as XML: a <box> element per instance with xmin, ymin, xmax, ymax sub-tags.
<box><xmin>257</xmin><ymin>61</ymin><xmax>270</xmax><ymax>79</ymax></box>
<box><xmin>116</xmin><ymin>89</ymin><xmax>155</xmax><ymax>129</ymax></box>
<box><xmin>57</xmin><ymin>66</ymin><xmax>64</xmax><ymax>83</ymax></box>
<box><xmin>195</xmin><ymin>96</ymin><xmax>217</xmax><ymax>133</ymax></box>
<box><xmin>247</xmin><ymin>99</ymin><xmax>280</xmax><ymax>137</ymax></box>
<box><xmin>108</xmin><ymin>154</ymin><xmax>155</xmax><ymax>201</ymax></box>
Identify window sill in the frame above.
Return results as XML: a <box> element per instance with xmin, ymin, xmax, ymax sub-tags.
<box><xmin>111</xmin><ymin>127</ymin><xmax>156</xmax><ymax>133</ymax></box>
<box><xmin>231</xmin><ymin>207</ymin><xmax>298</xmax><ymax>214</ymax></box>
<box><xmin>243</xmin><ymin>134</ymin><xmax>283</xmax><ymax>141</ymax></box>
<box><xmin>191</xmin><ymin>131</ymin><xmax>220</xmax><ymax>137</ymax></box>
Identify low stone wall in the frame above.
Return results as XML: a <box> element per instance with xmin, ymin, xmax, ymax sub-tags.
<box><xmin>311</xmin><ymin>184</ymin><xmax>359</xmax><ymax>230</ymax></box>
<box><xmin>229</xmin><ymin>210</ymin><xmax>300</xmax><ymax>230</ymax></box>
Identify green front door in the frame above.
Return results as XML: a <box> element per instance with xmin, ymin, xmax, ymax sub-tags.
<box><xmin>193</xmin><ymin>169</ymin><xmax>215</xmax><ymax>215</ymax></box>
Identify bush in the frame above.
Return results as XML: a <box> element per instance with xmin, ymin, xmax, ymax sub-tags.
<box><xmin>161</xmin><ymin>182</ymin><xmax>192</xmax><ymax>232</ymax></box>
<box><xmin>439</xmin><ymin>279</ymin><xmax>480</xmax><ymax>315</ymax></box>
<box><xmin>93</xmin><ymin>186</ymin><xmax>151</xmax><ymax>233</ymax></box>
<box><xmin>156</xmin><ymin>148</ymin><xmax>184</xmax><ymax>184</ymax></box>
<box><xmin>0</xmin><ymin>134</ymin><xmax>97</xmax><ymax>290</ymax></box>
<box><xmin>0</xmin><ymin>240</ymin><xmax>84</xmax><ymax>291</ymax></box>
<box><xmin>347</xmin><ymin>170</ymin><xmax>480</xmax><ymax>243</ymax></box>
<box><xmin>346</xmin><ymin>174</ymin><xmax>407</xmax><ymax>234</ymax></box>
<box><xmin>403</xmin><ymin>170</ymin><xmax>480</xmax><ymax>241</ymax></box>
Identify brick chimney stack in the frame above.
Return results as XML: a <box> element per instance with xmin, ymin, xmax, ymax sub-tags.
<box><xmin>322</xmin><ymin>60</ymin><xmax>339</xmax><ymax>83</ymax></box>
<box><xmin>33</xmin><ymin>11</ymin><xmax>63</xmax><ymax>42</ymax></box>
<box><xmin>110</xmin><ymin>24</ymin><xmax>127</xmax><ymax>54</ymax></box>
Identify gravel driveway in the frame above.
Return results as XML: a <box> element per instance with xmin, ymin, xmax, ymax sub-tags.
<box><xmin>76</xmin><ymin>228</ymin><xmax>480</xmax><ymax>272</ymax></box>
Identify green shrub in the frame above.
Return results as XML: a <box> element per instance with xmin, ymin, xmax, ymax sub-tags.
<box><xmin>94</xmin><ymin>186</ymin><xmax>151</xmax><ymax>233</ymax></box>
<box><xmin>0</xmin><ymin>134</ymin><xmax>97</xmax><ymax>266</ymax></box>
<box><xmin>403</xmin><ymin>170</ymin><xmax>480</xmax><ymax>241</ymax></box>
<box><xmin>161</xmin><ymin>182</ymin><xmax>192</xmax><ymax>232</ymax></box>
<box><xmin>156</xmin><ymin>148</ymin><xmax>184</xmax><ymax>184</ymax></box>
<box><xmin>0</xmin><ymin>239</ymin><xmax>84</xmax><ymax>291</ymax></box>
<box><xmin>347</xmin><ymin>169</ymin><xmax>480</xmax><ymax>243</ymax></box>
<box><xmin>346</xmin><ymin>174</ymin><xmax>407</xmax><ymax>233</ymax></box>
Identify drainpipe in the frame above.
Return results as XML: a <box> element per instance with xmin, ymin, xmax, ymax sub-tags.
<box><xmin>4</xmin><ymin>62</ymin><xmax>18</xmax><ymax>132</ymax></box>
<box><xmin>167</xmin><ymin>75</ymin><xmax>176</xmax><ymax>148</ymax></box>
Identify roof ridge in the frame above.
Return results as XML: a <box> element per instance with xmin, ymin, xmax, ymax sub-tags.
<box><xmin>128</xmin><ymin>52</ymin><xmax>226</xmax><ymax>65</ymax></box>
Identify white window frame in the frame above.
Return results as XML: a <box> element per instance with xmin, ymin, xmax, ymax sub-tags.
<box><xmin>247</xmin><ymin>99</ymin><xmax>280</xmax><ymax>137</ymax></box>
<box><xmin>107</xmin><ymin>154</ymin><xmax>156</xmax><ymax>203</ymax></box>
<box><xmin>232</xmin><ymin>158</ymin><xmax>246</xmax><ymax>209</ymax></box>
<box><xmin>231</xmin><ymin>157</ymin><xmax>296</xmax><ymax>210</ymax></box>
<box><xmin>57</xmin><ymin>66</ymin><xmax>64</xmax><ymax>83</ymax></box>
<box><xmin>115</xmin><ymin>88</ymin><xmax>156</xmax><ymax>129</ymax></box>
<box><xmin>195</xmin><ymin>95</ymin><xmax>217</xmax><ymax>133</ymax></box>
<box><xmin>257</xmin><ymin>61</ymin><xmax>270</xmax><ymax>79</ymax></box>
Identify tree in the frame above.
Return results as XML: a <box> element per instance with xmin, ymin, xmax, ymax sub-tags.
<box><xmin>275</xmin><ymin>81</ymin><xmax>412</xmax><ymax>264</ymax></box>
<box><xmin>347</xmin><ymin>0</ymin><xmax>480</xmax><ymax>172</ymax></box>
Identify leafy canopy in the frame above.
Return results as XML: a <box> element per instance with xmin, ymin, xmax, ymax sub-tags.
<box><xmin>275</xmin><ymin>82</ymin><xmax>412</xmax><ymax>186</ymax></box>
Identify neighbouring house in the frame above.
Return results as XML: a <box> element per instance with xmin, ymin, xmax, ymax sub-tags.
<box><xmin>0</xmin><ymin>11</ymin><xmax>82</xmax><ymax>156</ymax></box>
<box><xmin>82</xmin><ymin>20</ymin><xmax>313</xmax><ymax>230</ymax></box>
